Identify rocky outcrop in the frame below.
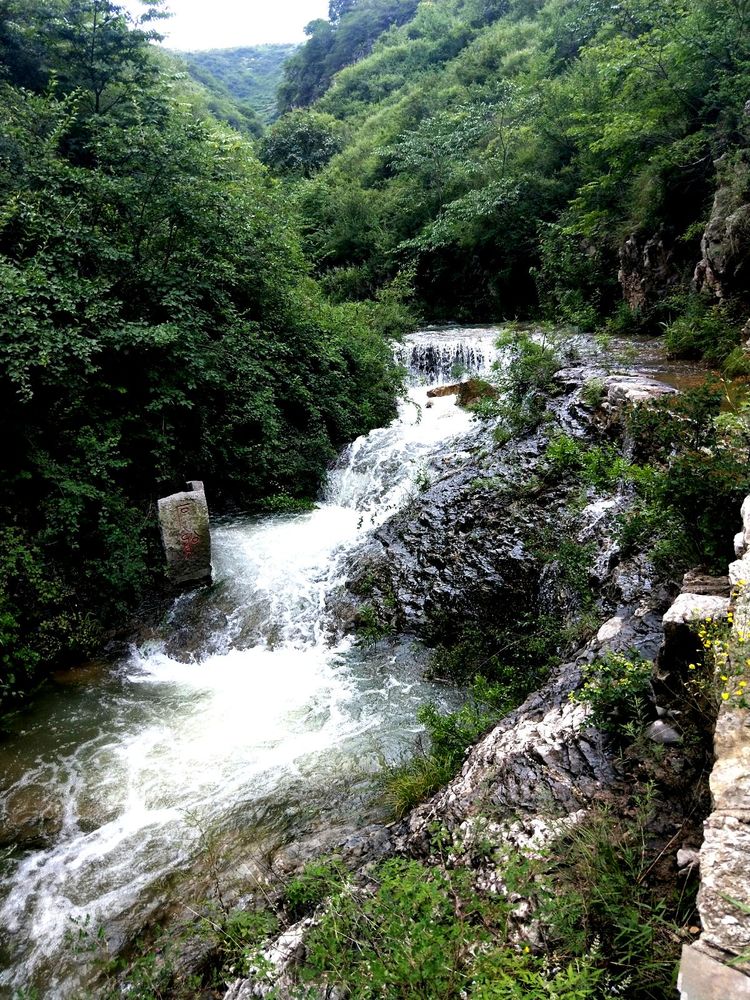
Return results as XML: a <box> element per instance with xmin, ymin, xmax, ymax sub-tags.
<box><xmin>619</xmin><ymin>233</ymin><xmax>679</xmax><ymax>310</ymax></box>
<box><xmin>396</xmin><ymin>604</ymin><xmax>665</xmax><ymax>859</ymax></box>
<box><xmin>694</xmin><ymin>152</ymin><xmax>750</xmax><ymax>303</ymax></box>
<box><xmin>676</xmin><ymin>497</ymin><xmax>750</xmax><ymax>997</ymax></box>
<box><xmin>339</xmin><ymin>363</ymin><xmax>675</xmax><ymax>642</ymax></box>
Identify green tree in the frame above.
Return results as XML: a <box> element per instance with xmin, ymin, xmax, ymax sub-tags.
<box><xmin>260</xmin><ymin>109</ymin><xmax>345</xmax><ymax>176</ymax></box>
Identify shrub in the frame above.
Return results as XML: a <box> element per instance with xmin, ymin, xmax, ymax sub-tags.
<box><xmin>663</xmin><ymin>295</ymin><xmax>743</xmax><ymax>366</ymax></box>
<box><xmin>255</xmin><ymin>493</ymin><xmax>317</xmax><ymax>514</ymax></box>
<box><xmin>474</xmin><ymin>330</ymin><xmax>561</xmax><ymax>436</ymax></box>
<box><xmin>621</xmin><ymin>382</ymin><xmax>750</xmax><ymax>572</ymax></box>
<box><xmin>574</xmin><ymin>651</ymin><xmax>653</xmax><ymax>736</ymax></box>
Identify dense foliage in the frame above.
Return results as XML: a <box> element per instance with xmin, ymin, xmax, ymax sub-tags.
<box><xmin>179</xmin><ymin>44</ymin><xmax>298</xmax><ymax>126</ymax></box>
<box><xmin>273</xmin><ymin>0</ymin><xmax>750</xmax><ymax>341</ymax></box>
<box><xmin>0</xmin><ymin>0</ymin><xmax>403</xmax><ymax>707</ymax></box>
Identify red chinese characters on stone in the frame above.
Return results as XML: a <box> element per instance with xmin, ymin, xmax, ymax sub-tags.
<box><xmin>176</xmin><ymin>502</ymin><xmax>200</xmax><ymax>559</ymax></box>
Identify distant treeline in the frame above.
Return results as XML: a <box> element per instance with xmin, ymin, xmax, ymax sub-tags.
<box><xmin>180</xmin><ymin>44</ymin><xmax>298</xmax><ymax>126</ymax></box>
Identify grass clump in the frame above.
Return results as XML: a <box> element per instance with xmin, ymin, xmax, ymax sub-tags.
<box><xmin>282</xmin><ymin>857</ymin><xmax>348</xmax><ymax>919</ymax></box>
<box><xmin>379</xmin><ymin>676</ymin><xmax>520</xmax><ymax>818</ymax></box>
<box><xmin>354</xmin><ymin>603</ymin><xmax>394</xmax><ymax>646</ymax></box>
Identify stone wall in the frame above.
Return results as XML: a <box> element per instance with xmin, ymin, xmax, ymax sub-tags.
<box><xmin>678</xmin><ymin>496</ymin><xmax>750</xmax><ymax>999</ymax></box>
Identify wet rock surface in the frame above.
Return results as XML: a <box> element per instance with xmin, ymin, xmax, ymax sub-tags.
<box><xmin>227</xmin><ymin>352</ymin><xmax>719</xmax><ymax>1000</ymax></box>
<box><xmin>335</xmin><ymin>358</ymin><xmax>673</xmax><ymax>646</ymax></box>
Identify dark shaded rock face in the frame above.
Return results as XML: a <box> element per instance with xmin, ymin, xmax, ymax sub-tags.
<box><xmin>346</xmin><ymin>446</ymin><xmax>550</xmax><ymax>638</ymax></box>
<box><xmin>619</xmin><ymin>234</ymin><xmax>679</xmax><ymax>311</ymax></box>
<box><xmin>694</xmin><ymin>152</ymin><xmax>750</xmax><ymax>303</ymax></box>
<box><xmin>334</xmin><ymin>361</ymin><xmax>673</xmax><ymax>647</ymax></box>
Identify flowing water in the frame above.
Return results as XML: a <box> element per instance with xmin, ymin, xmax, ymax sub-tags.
<box><xmin>0</xmin><ymin>327</ymin><xmax>502</xmax><ymax>997</ymax></box>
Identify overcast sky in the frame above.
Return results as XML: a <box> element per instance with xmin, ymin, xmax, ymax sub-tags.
<box><xmin>139</xmin><ymin>0</ymin><xmax>330</xmax><ymax>50</ymax></box>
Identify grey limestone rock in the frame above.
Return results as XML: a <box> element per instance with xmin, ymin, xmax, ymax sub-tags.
<box><xmin>678</xmin><ymin>944</ymin><xmax>750</xmax><ymax>999</ymax></box>
<box><xmin>619</xmin><ymin>234</ymin><xmax>679</xmax><ymax>311</ymax></box>
<box><xmin>693</xmin><ymin>152</ymin><xmax>750</xmax><ymax>301</ymax></box>
<box><xmin>157</xmin><ymin>480</ymin><xmax>212</xmax><ymax>586</ymax></box>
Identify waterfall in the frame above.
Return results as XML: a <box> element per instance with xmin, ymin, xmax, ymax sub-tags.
<box><xmin>0</xmin><ymin>327</ymin><xmax>501</xmax><ymax>996</ymax></box>
<box><xmin>395</xmin><ymin>326</ymin><xmax>500</xmax><ymax>386</ymax></box>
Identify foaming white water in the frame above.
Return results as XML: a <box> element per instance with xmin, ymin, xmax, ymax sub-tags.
<box><xmin>395</xmin><ymin>326</ymin><xmax>500</xmax><ymax>386</ymax></box>
<box><xmin>325</xmin><ymin>385</ymin><xmax>476</xmax><ymax>523</ymax></box>
<box><xmin>0</xmin><ymin>327</ymin><xmax>501</xmax><ymax>996</ymax></box>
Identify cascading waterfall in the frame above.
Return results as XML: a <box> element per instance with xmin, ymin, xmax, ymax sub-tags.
<box><xmin>0</xmin><ymin>328</ymin><xmax>501</xmax><ymax>997</ymax></box>
<box><xmin>394</xmin><ymin>326</ymin><xmax>500</xmax><ymax>386</ymax></box>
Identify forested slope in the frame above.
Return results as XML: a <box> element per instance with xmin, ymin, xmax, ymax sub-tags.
<box><xmin>0</xmin><ymin>0</ymin><xmax>406</xmax><ymax>708</ymax></box>
<box><xmin>269</xmin><ymin>0</ymin><xmax>750</xmax><ymax>350</ymax></box>
<box><xmin>180</xmin><ymin>44</ymin><xmax>297</xmax><ymax>124</ymax></box>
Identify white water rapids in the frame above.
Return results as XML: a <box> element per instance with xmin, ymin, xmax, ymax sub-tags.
<box><xmin>0</xmin><ymin>328</ymin><xmax>501</xmax><ymax>997</ymax></box>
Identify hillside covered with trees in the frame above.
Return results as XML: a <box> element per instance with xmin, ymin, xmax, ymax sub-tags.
<box><xmin>0</xmin><ymin>0</ymin><xmax>406</xmax><ymax>708</ymax></box>
<box><xmin>269</xmin><ymin>0</ymin><xmax>750</xmax><ymax>361</ymax></box>
<box><xmin>180</xmin><ymin>44</ymin><xmax>298</xmax><ymax>124</ymax></box>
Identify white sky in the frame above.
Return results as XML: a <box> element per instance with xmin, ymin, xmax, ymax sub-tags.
<box><xmin>134</xmin><ymin>0</ymin><xmax>330</xmax><ymax>50</ymax></box>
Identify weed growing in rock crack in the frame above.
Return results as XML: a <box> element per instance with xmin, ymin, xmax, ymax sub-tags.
<box><xmin>582</xmin><ymin>377</ymin><xmax>606</xmax><ymax>409</ymax></box>
<box><xmin>378</xmin><ymin>673</ymin><xmax>540</xmax><ymax>817</ymax></box>
<box><xmin>282</xmin><ymin>857</ymin><xmax>348</xmax><ymax>919</ymax></box>
<box><xmin>354</xmin><ymin>603</ymin><xmax>393</xmax><ymax>647</ymax></box>
<box><xmin>573</xmin><ymin>651</ymin><xmax>653</xmax><ymax>738</ymax></box>
<box><xmin>544</xmin><ymin>434</ymin><xmax>630</xmax><ymax>490</ymax></box>
<box><xmin>413</xmin><ymin>463</ymin><xmax>432</xmax><ymax>493</ymax></box>
<box><xmin>64</xmin><ymin>915</ymin><xmax>189</xmax><ymax>1000</ymax></box>
<box><xmin>686</xmin><ymin>593</ymin><xmax>750</xmax><ymax>714</ymax></box>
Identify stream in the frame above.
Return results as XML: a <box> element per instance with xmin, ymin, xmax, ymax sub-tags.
<box><xmin>0</xmin><ymin>327</ymin><xmax>503</xmax><ymax>998</ymax></box>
